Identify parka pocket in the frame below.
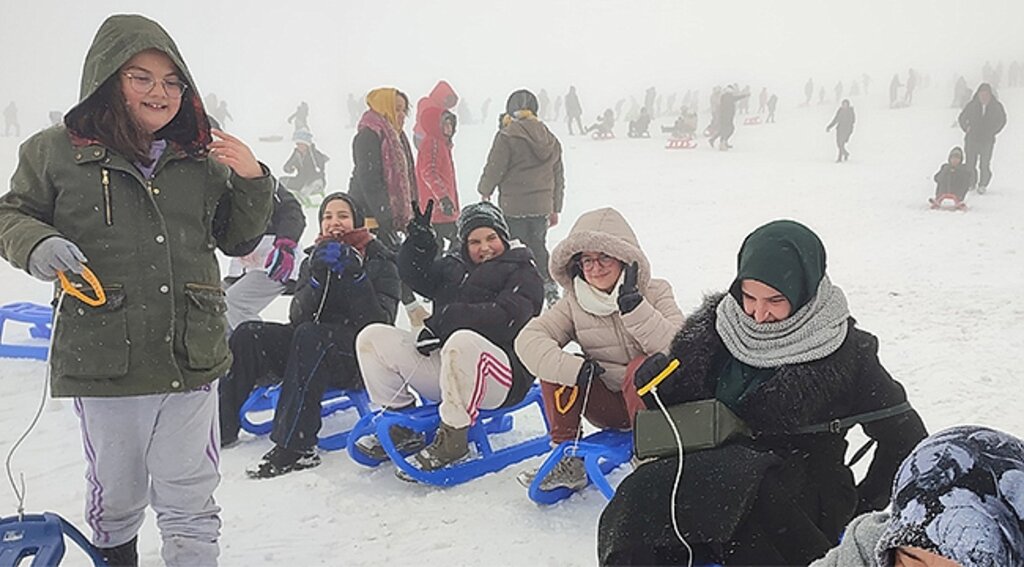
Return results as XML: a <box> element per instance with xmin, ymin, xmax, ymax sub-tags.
<box><xmin>183</xmin><ymin>283</ymin><xmax>229</xmax><ymax>370</ymax></box>
<box><xmin>53</xmin><ymin>286</ymin><xmax>129</xmax><ymax>379</ymax></box>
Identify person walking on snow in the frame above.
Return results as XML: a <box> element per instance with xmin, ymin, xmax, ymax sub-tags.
<box><xmin>826</xmin><ymin>99</ymin><xmax>855</xmax><ymax>162</ymax></box>
<box><xmin>0</xmin><ymin>14</ymin><xmax>275</xmax><ymax>566</ymax></box>
<box><xmin>957</xmin><ymin>83</ymin><xmax>1007</xmax><ymax>194</ymax></box>
<box><xmin>354</xmin><ymin>201</ymin><xmax>543</xmax><ymax>473</ymax></box>
<box><xmin>478</xmin><ymin>89</ymin><xmax>565</xmax><ymax>307</ymax></box>
<box><xmin>565</xmin><ymin>85</ymin><xmax>584</xmax><ymax>135</ymax></box>
<box><xmin>287</xmin><ymin>101</ymin><xmax>310</xmax><ymax>133</ymax></box>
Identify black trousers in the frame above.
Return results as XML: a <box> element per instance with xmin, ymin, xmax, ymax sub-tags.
<box><xmin>965</xmin><ymin>137</ymin><xmax>996</xmax><ymax>188</ymax></box>
<box><xmin>507</xmin><ymin>215</ymin><xmax>551</xmax><ymax>284</ymax></box>
<box><xmin>219</xmin><ymin>321</ymin><xmax>360</xmax><ymax>449</ymax></box>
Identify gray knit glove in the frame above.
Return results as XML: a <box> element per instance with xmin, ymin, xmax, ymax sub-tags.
<box><xmin>28</xmin><ymin>237</ymin><xmax>88</xmax><ymax>281</ymax></box>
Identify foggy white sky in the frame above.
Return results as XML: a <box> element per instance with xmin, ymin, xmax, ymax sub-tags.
<box><xmin>1</xmin><ymin>0</ymin><xmax>1021</xmax><ymax>131</ymax></box>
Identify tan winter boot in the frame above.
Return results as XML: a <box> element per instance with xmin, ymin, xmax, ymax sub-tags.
<box><xmin>412</xmin><ymin>421</ymin><xmax>470</xmax><ymax>471</ymax></box>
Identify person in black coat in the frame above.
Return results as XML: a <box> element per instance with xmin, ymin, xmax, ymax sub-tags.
<box><xmin>354</xmin><ymin>200</ymin><xmax>544</xmax><ymax>474</ymax></box>
<box><xmin>219</xmin><ymin>193</ymin><xmax>402</xmax><ymax>478</ymax></box>
<box><xmin>957</xmin><ymin>83</ymin><xmax>1007</xmax><ymax>193</ymax></box>
<box><xmin>930</xmin><ymin>146</ymin><xmax>975</xmax><ymax>205</ymax></box>
<box><xmin>598</xmin><ymin>220</ymin><xmax>928</xmax><ymax>566</ymax></box>
<box><xmin>222</xmin><ymin>181</ymin><xmax>307</xmax><ymax>330</ymax></box>
<box><xmin>826</xmin><ymin>99</ymin><xmax>855</xmax><ymax>162</ymax></box>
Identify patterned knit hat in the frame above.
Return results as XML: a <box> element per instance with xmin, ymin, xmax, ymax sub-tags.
<box><xmin>876</xmin><ymin>425</ymin><xmax>1024</xmax><ymax>566</ymax></box>
<box><xmin>456</xmin><ymin>201</ymin><xmax>510</xmax><ymax>260</ymax></box>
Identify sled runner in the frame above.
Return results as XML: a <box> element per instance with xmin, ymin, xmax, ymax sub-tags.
<box><xmin>928</xmin><ymin>193</ymin><xmax>967</xmax><ymax>211</ymax></box>
<box><xmin>525</xmin><ymin>429</ymin><xmax>633</xmax><ymax>505</ymax></box>
<box><xmin>240</xmin><ymin>386</ymin><xmax>373</xmax><ymax>451</ymax></box>
<box><xmin>0</xmin><ymin>513</ymin><xmax>107</xmax><ymax>567</ymax></box>
<box><xmin>345</xmin><ymin>384</ymin><xmax>551</xmax><ymax>486</ymax></box>
<box><xmin>743</xmin><ymin>116</ymin><xmax>763</xmax><ymax>125</ymax></box>
<box><xmin>665</xmin><ymin>137</ymin><xmax>697</xmax><ymax>149</ymax></box>
<box><xmin>0</xmin><ymin>302</ymin><xmax>53</xmax><ymax>361</ymax></box>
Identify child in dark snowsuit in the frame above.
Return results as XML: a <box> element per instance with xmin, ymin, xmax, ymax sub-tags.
<box><xmin>930</xmin><ymin>147</ymin><xmax>974</xmax><ymax>205</ymax></box>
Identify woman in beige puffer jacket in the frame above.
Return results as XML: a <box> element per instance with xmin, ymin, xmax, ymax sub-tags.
<box><xmin>515</xmin><ymin>207</ymin><xmax>683</xmax><ymax>491</ymax></box>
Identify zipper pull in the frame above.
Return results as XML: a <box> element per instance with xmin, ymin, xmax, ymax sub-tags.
<box><xmin>101</xmin><ymin>168</ymin><xmax>112</xmax><ymax>226</ymax></box>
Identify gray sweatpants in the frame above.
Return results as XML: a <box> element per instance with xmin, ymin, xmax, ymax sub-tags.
<box><xmin>73</xmin><ymin>384</ymin><xmax>221</xmax><ymax>567</ymax></box>
<box><xmin>224</xmin><ymin>270</ymin><xmax>286</xmax><ymax>330</ymax></box>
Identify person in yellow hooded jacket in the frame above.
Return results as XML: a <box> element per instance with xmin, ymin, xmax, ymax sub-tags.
<box><xmin>348</xmin><ymin>87</ymin><xmax>427</xmax><ymax>324</ymax></box>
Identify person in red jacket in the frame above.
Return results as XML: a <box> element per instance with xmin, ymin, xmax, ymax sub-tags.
<box><xmin>415</xmin><ymin>107</ymin><xmax>459</xmax><ymax>251</ymax></box>
<box><xmin>413</xmin><ymin>80</ymin><xmax>458</xmax><ymax>149</ymax></box>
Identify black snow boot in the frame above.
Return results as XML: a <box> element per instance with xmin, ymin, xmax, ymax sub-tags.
<box><xmin>99</xmin><ymin>536</ymin><xmax>139</xmax><ymax>567</ymax></box>
<box><xmin>246</xmin><ymin>445</ymin><xmax>320</xmax><ymax>479</ymax></box>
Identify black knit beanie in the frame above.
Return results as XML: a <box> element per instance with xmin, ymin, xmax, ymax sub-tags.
<box><xmin>318</xmin><ymin>192</ymin><xmax>365</xmax><ymax>228</ymax></box>
<box><xmin>456</xmin><ymin>202</ymin><xmax>511</xmax><ymax>258</ymax></box>
<box><xmin>506</xmin><ymin>89</ymin><xmax>539</xmax><ymax>115</ymax></box>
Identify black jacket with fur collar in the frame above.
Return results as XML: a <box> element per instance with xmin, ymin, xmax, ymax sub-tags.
<box><xmin>599</xmin><ymin>293</ymin><xmax>927</xmax><ymax>564</ymax></box>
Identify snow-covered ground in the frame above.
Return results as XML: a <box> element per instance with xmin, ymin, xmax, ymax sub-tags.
<box><xmin>1</xmin><ymin>84</ymin><xmax>1021</xmax><ymax>566</ymax></box>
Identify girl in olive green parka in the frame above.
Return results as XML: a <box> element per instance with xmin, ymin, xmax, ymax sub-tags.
<box><xmin>0</xmin><ymin>15</ymin><xmax>274</xmax><ymax>567</ymax></box>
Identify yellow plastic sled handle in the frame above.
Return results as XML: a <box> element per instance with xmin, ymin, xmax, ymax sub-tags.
<box><xmin>637</xmin><ymin>358</ymin><xmax>681</xmax><ymax>397</ymax></box>
<box><xmin>57</xmin><ymin>266</ymin><xmax>107</xmax><ymax>307</ymax></box>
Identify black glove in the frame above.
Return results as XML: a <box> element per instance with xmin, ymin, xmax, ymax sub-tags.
<box><xmin>617</xmin><ymin>261</ymin><xmax>642</xmax><ymax>315</ymax></box>
<box><xmin>439</xmin><ymin>196</ymin><xmax>456</xmax><ymax>217</ymax></box>
<box><xmin>633</xmin><ymin>353</ymin><xmax>674</xmax><ymax>396</ymax></box>
<box><xmin>576</xmin><ymin>359</ymin><xmax>606</xmax><ymax>389</ymax></box>
<box><xmin>415</xmin><ymin>327</ymin><xmax>442</xmax><ymax>356</ymax></box>
<box><xmin>406</xmin><ymin>200</ymin><xmax>436</xmax><ymax>248</ymax></box>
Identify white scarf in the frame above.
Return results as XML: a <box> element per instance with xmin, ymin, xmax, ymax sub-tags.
<box><xmin>573</xmin><ymin>273</ymin><xmax>625</xmax><ymax>317</ymax></box>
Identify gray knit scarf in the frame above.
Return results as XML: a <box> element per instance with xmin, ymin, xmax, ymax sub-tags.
<box><xmin>715</xmin><ymin>275</ymin><xmax>851</xmax><ymax>368</ymax></box>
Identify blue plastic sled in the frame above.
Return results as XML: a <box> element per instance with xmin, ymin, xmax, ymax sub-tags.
<box><xmin>239</xmin><ymin>385</ymin><xmax>372</xmax><ymax>451</ymax></box>
<box><xmin>528</xmin><ymin>429</ymin><xmax>633</xmax><ymax>505</ymax></box>
<box><xmin>0</xmin><ymin>302</ymin><xmax>53</xmax><ymax>361</ymax></box>
<box><xmin>0</xmin><ymin>513</ymin><xmax>107</xmax><ymax>567</ymax></box>
<box><xmin>346</xmin><ymin>384</ymin><xmax>551</xmax><ymax>486</ymax></box>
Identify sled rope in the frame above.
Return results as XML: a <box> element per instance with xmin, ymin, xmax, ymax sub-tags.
<box><xmin>5</xmin><ymin>268</ymin><xmax>107</xmax><ymax>519</ymax></box>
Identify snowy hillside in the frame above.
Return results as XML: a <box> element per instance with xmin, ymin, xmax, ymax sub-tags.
<box><xmin>1</xmin><ymin>84</ymin><xmax>1021</xmax><ymax>566</ymax></box>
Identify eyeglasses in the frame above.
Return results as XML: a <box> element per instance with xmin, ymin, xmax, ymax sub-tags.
<box><xmin>122</xmin><ymin>72</ymin><xmax>188</xmax><ymax>99</ymax></box>
<box><xmin>577</xmin><ymin>253</ymin><xmax>618</xmax><ymax>271</ymax></box>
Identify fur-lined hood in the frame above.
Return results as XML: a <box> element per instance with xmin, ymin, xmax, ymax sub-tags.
<box><xmin>550</xmin><ymin>207</ymin><xmax>651</xmax><ymax>291</ymax></box>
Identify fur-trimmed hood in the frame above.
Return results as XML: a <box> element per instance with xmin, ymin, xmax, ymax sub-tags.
<box><xmin>550</xmin><ymin>207</ymin><xmax>651</xmax><ymax>292</ymax></box>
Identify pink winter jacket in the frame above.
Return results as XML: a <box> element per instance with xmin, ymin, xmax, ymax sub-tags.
<box><xmin>515</xmin><ymin>208</ymin><xmax>684</xmax><ymax>392</ymax></box>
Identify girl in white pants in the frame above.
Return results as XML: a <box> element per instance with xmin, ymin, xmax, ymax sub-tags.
<box><xmin>354</xmin><ymin>201</ymin><xmax>544</xmax><ymax>473</ymax></box>
<box><xmin>358</xmin><ymin>325</ymin><xmax>513</xmax><ymax>429</ymax></box>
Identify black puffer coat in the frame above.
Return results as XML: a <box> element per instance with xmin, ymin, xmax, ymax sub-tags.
<box><xmin>399</xmin><ymin>235</ymin><xmax>544</xmax><ymax>406</ymax></box>
<box><xmin>599</xmin><ymin>293</ymin><xmax>927</xmax><ymax>565</ymax></box>
<box><xmin>289</xmin><ymin>238</ymin><xmax>400</xmax><ymax>346</ymax></box>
